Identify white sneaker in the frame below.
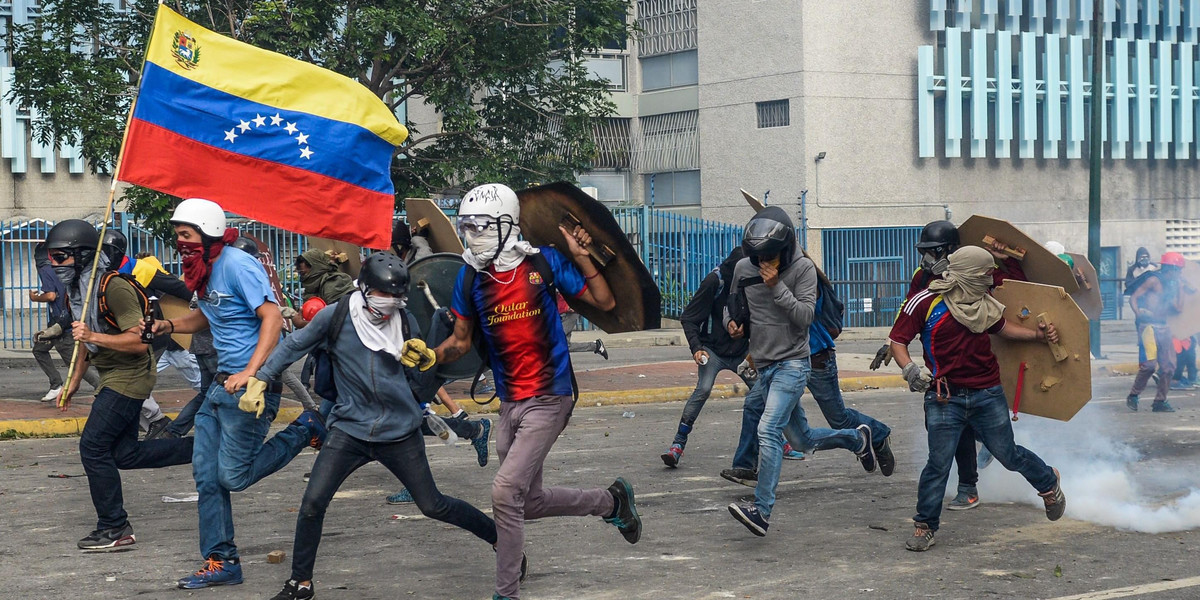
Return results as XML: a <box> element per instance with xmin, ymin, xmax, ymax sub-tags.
<box><xmin>41</xmin><ymin>387</ymin><xmax>62</xmax><ymax>402</ymax></box>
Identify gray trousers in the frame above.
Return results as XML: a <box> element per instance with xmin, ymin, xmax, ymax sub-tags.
<box><xmin>33</xmin><ymin>332</ymin><xmax>99</xmax><ymax>390</ymax></box>
<box><xmin>560</xmin><ymin>312</ymin><xmax>597</xmax><ymax>354</ymax></box>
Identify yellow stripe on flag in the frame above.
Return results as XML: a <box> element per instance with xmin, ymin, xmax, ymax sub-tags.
<box><xmin>144</xmin><ymin>5</ymin><xmax>407</xmax><ymax>146</ymax></box>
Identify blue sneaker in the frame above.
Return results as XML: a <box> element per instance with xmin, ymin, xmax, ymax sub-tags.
<box><xmin>472</xmin><ymin>419</ymin><xmax>491</xmax><ymax>467</ymax></box>
<box><xmin>292</xmin><ymin>409</ymin><xmax>327</xmax><ymax>449</ymax></box>
<box><xmin>782</xmin><ymin>442</ymin><xmax>805</xmax><ymax>461</ymax></box>
<box><xmin>603</xmin><ymin>477</ymin><xmax>642</xmax><ymax>544</ymax></box>
<box><xmin>387</xmin><ymin>488</ymin><xmax>414</xmax><ymax>504</ymax></box>
<box><xmin>728</xmin><ymin>501</ymin><xmax>769</xmax><ymax>536</ymax></box>
<box><xmin>177</xmin><ymin>556</ymin><xmax>243</xmax><ymax>589</ymax></box>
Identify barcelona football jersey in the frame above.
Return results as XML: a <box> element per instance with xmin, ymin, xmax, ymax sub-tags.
<box><xmin>451</xmin><ymin>247</ymin><xmax>586</xmax><ymax>402</ymax></box>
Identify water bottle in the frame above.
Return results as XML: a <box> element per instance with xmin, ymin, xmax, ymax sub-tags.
<box><xmin>141</xmin><ymin>296</ymin><xmax>158</xmax><ymax>345</ymax></box>
<box><xmin>425</xmin><ymin>413</ymin><xmax>458</xmax><ymax>446</ymax></box>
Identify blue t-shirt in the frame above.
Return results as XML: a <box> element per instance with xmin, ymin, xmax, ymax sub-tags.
<box><xmin>450</xmin><ymin>247</ymin><xmax>586</xmax><ymax>402</ymax></box>
<box><xmin>37</xmin><ymin>265</ymin><xmax>71</xmax><ymax>328</ymax></box>
<box><xmin>198</xmin><ymin>249</ymin><xmax>278</xmax><ymax>373</ymax></box>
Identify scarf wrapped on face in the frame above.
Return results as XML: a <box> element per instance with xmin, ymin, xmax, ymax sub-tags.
<box><xmin>62</xmin><ymin>252</ymin><xmax>112</xmax><ymax>353</ymax></box>
<box><xmin>299</xmin><ymin>248</ymin><xmax>356</xmax><ymax>302</ymax></box>
<box><xmin>927</xmin><ymin>246</ymin><xmax>1006</xmax><ymax>333</ymax></box>
<box><xmin>179</xmin><ymin>229</ymin><xmax>239</xmax><ymax>295</ymax></box>
<box><xmin>462</xmin><ymin>222</ymin><xmax>539</xmax><ymax>273</ymax></box>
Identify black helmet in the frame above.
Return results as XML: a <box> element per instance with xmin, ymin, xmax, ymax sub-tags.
<box><xmin>391</xmin><ymin>218</ymin><xmax>411</xmax><ymax>250</ymax></box>
<box><xmin>229</xmin><ymin>236</ymin><xmax>260</xmax><ymax>258</ymax></box>
<box><xmin>916</xmin><ymin>220</ymin><xmax>959</xmax><ymax>251</ymax></box>
<box><xmin>100</xmin><ymin>228</ymin><xmax>128</xmax><ymax>266</ymax></box>
<box><xmin>742</xmin><ymin>207</ymin><xmax>796</xmax><ymax>266</ymax></box>
<box><xmin>46</xmin><ymin>219</ymin><xmax>99</xmax><ymax>265</ymax></box>
<box><xmin>359</xmin><ymin>251</ymin><xmax>409</xmax><ymax>295</ymax></box>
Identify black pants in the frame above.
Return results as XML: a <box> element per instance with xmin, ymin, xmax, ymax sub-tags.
<box><xmin>291</xmin><ymin>427</ymin><xmax>496</xmax><ymax>581</ymax></box>
<box><xmin>955</xmin><ymin>428</ymin><xmax>979</xmax><ymax>490</ymax></box>
<box><xmin>79</xmin><ymin>388</ymin><xmax>195</xmax><ymax>530</ymax></box>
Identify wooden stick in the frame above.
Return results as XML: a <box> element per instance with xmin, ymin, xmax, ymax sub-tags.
<box><xmin>982</xmin><ymin>235</ymin><xmax>1026</xmax><ymax>260</ymax></box>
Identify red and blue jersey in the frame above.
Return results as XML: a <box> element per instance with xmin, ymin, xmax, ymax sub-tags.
<box><xmin>888</xmin><ymin>289</ymin><xmax>1005</xmax><ymax>389</ymax></box>
<box><xmin>451</xmin><ymin>247</ymin><xmax>587</xmax><ymax>402</ymax></box>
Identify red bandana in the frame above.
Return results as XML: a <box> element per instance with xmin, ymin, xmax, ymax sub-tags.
<box><xmin>179</xmin><ymin>228</ymin><xmax>239</xmax><ymax>295</ymax></box>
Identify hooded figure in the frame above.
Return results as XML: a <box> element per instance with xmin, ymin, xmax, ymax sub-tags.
<box><xmin>297</xmin><ymin>248</ymin><xmax>356</xmax><ymax>303</ymax></box>
<box><xmin>927</xmin><ymin>246</ymin><xmax>1006</xmax><ymax>334</ymax></box>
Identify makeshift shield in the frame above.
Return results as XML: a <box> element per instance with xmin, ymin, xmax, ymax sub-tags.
<box><xmin>407</xmin><ymin>253</ymin><xmax>484</xmax><ymax>381</ymax></box>
<box><xmin>958</xmin><ymin>216</ymin><xmax>1079</xmax><ymax>293</ymax></box>
<box><xmin>990</xmin><ymin>280</ymin><xmax>1092</xmax><ymax>421</ymax></box>
<box><xmin>157</xmin><ymin>295</ymin><xmax>193</xmax><ymax>350</ymax></box>
<box><xmin>741</xmin><ymin>189</ymin><xmax>766</xmax><ymax>213</ymax></box>
<box><xmin>244</xmin><ymin>233</ymin><xmax>293</xmax><ymax>332</ymax></box>
<box><xmin>1167</xmin><ymin>261</ymin><xmax>1200</xmax><ymax>339</ymax></box>
<box><xmin>1064</xmin><ymin>252</ymin><xmax>1103</xmax><ymax>320</ymax></box>
<box><xmin>516</xmin><ymin>182</ymin><xmax>661</xmax><ymax>332</ymax></box>
<box><xmin>306</xmin><ymin>237</ymin><xmax>361</xmax><ymax>279</ymax></box>
<box><xmin>404</xmin><ymin>198</ymin><xmax>465</xmax><ymax>255</ymax></box>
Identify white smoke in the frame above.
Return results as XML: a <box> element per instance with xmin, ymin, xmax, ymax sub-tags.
<box><xmin>966</xmin><ymin>400</ymin><xmax>1200</xmax><ymax>533</ymax></box>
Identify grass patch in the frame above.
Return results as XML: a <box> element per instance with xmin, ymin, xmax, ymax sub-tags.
<box><xmin>0</xmin><ymin>429</ymin><xmax>75</xmax><ymax>440</ymax></box>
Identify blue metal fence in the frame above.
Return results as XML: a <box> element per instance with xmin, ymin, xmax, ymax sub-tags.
<box><xmin>822</xmin><ymin>227</ymin><xmax>923</xmax><ymax>328</ymax></box>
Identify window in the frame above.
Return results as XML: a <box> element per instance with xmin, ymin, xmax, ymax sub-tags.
<box><xmin>577</xmin><ymin>172</ymin><xmax>630</xmax><ymax>203</ymax></box>
<box><xmin>644</xmin><ymin>170</ymin><xmax>700</xmax><ymax>206</ymax></box>
<box><xmin>641</xmin><ymin>50</ymin><xmax>698</xmax><ymax>91</ymax></box>
<box><xmin>756</xmin><ymin>99</ymin><xmax>790</xmax><ymax>128</ymax></box>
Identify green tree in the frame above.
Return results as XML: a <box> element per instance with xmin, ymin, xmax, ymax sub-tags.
<box><xmin>7</xmin><ymin>0</ymin><xmax>630</xmax><ymax>239</ymax></box>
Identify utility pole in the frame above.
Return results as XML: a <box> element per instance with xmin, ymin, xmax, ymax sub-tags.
<box><xmin>1087</xmin><ymin>0</ymin><xmax>1104</xmax><ymax>358</ymax></box>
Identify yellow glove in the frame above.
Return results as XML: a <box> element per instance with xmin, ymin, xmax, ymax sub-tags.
<box><xmin>239</xmin><ymin>377</ymin><xmax>267</xmax><ymax>418</ymax></box>
<box><xmin>400</xmin><ymin>339</ymin><xmax>437</xmax><ymax>371</ymax></box>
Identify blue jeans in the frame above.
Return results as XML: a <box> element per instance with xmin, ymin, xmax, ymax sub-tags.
<box><xmin>80</xmin><ymin>388</ymin><xmax>195</xmax><ymax>530</ymax></box>
<box><xmin>672</xmin><ymin>348</ymin><xmax>754</xmax><ymax>448</ymax></box>
<box><xmin>805</xmin><ymin>351</ymin><xmax>891</xmax><ymax>445</ymax></box>
<box><xmin>193</xmin><ymin>381</ymin><xmax>310</xmax><ymax>560</ymax></box>
<box><xmin>292</xmin><ymin>427</ymin><xmax>495</xmax><ymax>581</ymax></box>
<box><xmin>167</xmin><ymin>353</ymin><xmax>218</xmax><ymax>437</ymax></box>
<box><xmin>747</xmin><ymin>359</ymin><xmax>863</xmax><ymax>519</ymax></box>
<box><xmin>915</xmin><ymin>384</ymin><xmax>1057</xmax><ymax>531</ymax></box>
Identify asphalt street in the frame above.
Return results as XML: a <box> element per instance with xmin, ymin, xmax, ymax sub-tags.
<box><xmin>2</xmin><ymin>369</ymin><xmax>1199</xmax><ymax>600</ymax></box>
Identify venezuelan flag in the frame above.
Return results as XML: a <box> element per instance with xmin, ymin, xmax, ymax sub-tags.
<box><xmin>119</xmin><ymin>5</ymin><xmax>408</xmax><ymax>249</ymax></box>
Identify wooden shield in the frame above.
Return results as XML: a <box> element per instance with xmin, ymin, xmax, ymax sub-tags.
<box><xmin>991</xmin><ymin>280</ymin><xmax>1092</xmax><ymax>421</ymax></box>
<box><xmin>306</xmin><ymin>237</ymin><xmax>362</xmax><ymax>279</ymax></box>
<box><xmin>157</xmin><ymin>295</ymin><xmax>193</xmax><ymax>350</ymax></box>
<box><xmin>406</xmin><ymin>253</ymin><xmax>484</xmax><ymax>380</ymax></box>
<box><xmin>245</xmin><ymin>233</ymin><xmax>293</xmax><ymax>332</ymax></box>
<box><xmin>958</xmin><ymin>216</ymin><xmax>1079</xmax><ymax>293</ymax></box>
<box><xmin>1167</xmin><ymin>261</ymin><xmax>1200</xmax><ymax>338</ymax></box>
<box><xmin>516</xmin><ymin>182</ymin><xmax>661</xmax><ymax>332</ymax></box>
<box><xmin>1064</xmin><ymin>252</ymin><xmax>1103</xmax><ymax>320</ymax></box>
<box><xmin>404</xmin><ymin>198</ymin><xmax>465</xmax><ymax>254</ymax></box>
<box><xmin>741</xmin><ymin>189</ymin><xmax>766</xmax><ymax>213</ymax></box>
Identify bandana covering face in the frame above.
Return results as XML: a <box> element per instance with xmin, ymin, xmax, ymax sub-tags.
<box><xmin>63</xmin><ymin>252</ymin><xmax>112</xmax><ymax>353</ymax></box>
<box><xmin>348</xmin><ymin>291</ymin><xmax>406</xmax><ymax>361</ymax></box>
<box><xmin>927</xmin><ymin>246</ymin><xmax>1006</xmax><ymax>333</ymax></box>
<box><xmin>462</xmin><ymin>222</ymin><xmax>539</xmax><ymax>273</ymax></box>
<box><xmin>179</xmin><ymin>228</ymin><xmax>239</xmax><ymax>295</ymax></box>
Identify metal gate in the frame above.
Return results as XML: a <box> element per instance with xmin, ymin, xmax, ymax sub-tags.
<box><xmin>821</xmin><ymin>227</ymin><xmax>922</xmax><ymax>328</ymax></box>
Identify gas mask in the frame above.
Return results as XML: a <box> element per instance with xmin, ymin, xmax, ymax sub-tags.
<box><xmin>920</xmin><ymin>247</ymin><xmax>951</xmax><ymax>276</ymax></box>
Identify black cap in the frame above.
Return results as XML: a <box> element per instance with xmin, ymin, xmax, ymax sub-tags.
<box><xmin>230</xmin><ymin>236</ymin><xmax>260</xmax><ymax>258</ymax></box>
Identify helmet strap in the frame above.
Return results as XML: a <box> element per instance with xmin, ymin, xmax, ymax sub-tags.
<box><xmin>493</xmin><ymin>215</ymin><xmax>515</xmax><ymax>264</ymax></box>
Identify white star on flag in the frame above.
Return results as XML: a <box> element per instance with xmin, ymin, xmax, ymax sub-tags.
<box><xmin>300</xmin><ymin>147</ymin><xmax>314</xmax><ymax>159</ymax></box>
<box><xmin>296</xmin><ymin>133</ymin><xmax>309</xmax><ymax>145</ymax></box>
<box><xmin>237</xmin><ymin>120</ymin><xmax>251</xmax><ymax>132</ymax></box>
<box><xmin>284</xmin><ymin>122</ymin><xmax>299</xmax><ymax>135</ymax></box>
<box><xmin>270</xmin><ymin>114</ymin><xmax>283</xmax><ymax>126</ymax></box>
<box><xmin>252</xmin><ymin>114</ymin><xmax>267</xmax><ymax>127</ymax></box>
<box><xmin>224</xmin><ymin>129</ymin><xmax>238</xmax><ymax>143</ymax></box>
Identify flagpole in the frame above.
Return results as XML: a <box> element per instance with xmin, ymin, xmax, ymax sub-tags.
<box><xmin>59</xmin><ymin>3</ymin><xmax>168</xmax><ymax>410</ymax></box>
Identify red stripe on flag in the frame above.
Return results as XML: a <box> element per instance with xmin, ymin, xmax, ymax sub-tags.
<box><xmin>120</xmin><ymin>119</ymin><xmax>393</xmax><ymax>249</ymax></box>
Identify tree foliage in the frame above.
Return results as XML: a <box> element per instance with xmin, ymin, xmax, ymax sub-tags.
<box><xmin>7</xmin><ymin>0</ymin><xmax>630</xmax><ymax>238</ymax></box>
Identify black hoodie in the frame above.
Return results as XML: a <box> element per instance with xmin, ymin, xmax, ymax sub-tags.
<box><xmin>680</xmin><ymin>247</ymin><xmax>749</xmax><ymax>359</ymax></box>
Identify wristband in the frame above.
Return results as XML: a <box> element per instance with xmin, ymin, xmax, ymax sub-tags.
<box><xmin>584</xmin><ymin>272</ymin><xmax>601</xmax><ymax>280</ymax></box>
<box><xmin>167</xmin><ymin>319</ymin><xmax>175</xmax><ymax>333</ymax></box>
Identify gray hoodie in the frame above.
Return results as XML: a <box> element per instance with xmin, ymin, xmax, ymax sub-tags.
<box><xmin>725</xmin><ymin>246</ymin><xmax>818</xmax><ymax>368</ymax></box>
<box><xmin>256</xmin><ymin>302</ymin><xmax>429</xmax><ymax>443</ymax></box>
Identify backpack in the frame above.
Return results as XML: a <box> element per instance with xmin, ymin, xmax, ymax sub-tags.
<box><xmin>96</xmin><ymin>271</ymin><xmax>151</xmax><ymax>332</ymax></box>
<box><xmin>813</xmin><ymin>269</ymin><xmax>845</xmax><ymax>340</ymax></box>
<box><xmin>312</xmin><ymin>296</ymin><xmax>410</xmax><ymax>404</ymax></box>
<box><xmin>460</xmin><ymin>253</ymin><xmax>578</xmax><ymax>405</ymax></box>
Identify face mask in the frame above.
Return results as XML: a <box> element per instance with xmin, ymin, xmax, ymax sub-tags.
<box><xmin>1138</xmin><ymin>257</ymin><xmax>1150</xmax><ymax>267</ymax></box>
<box><xmin>464</xmin><ymin>228</ymin><xmax>501</xmax><ymax>263</ymax></box>
<box><xmin>53</xmin><ymin>265</ymin><xmax>78</xmax><ymax>289</ymax></box>
<box><xmin>364</xmin><ymin>293</ymin><xmax>403</xmax><ymax>325</ymax></box>
<box><xmin>921</xmin><ymin>252</ymin><xmax>950</xmax><ymax>276</ymax></box>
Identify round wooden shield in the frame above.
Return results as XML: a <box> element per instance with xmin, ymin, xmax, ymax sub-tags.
<box><xmin>991</xmin><ymin>280</ymin><xmax>1092</xmax><ymax>422</ymax></box>
<box><xmin>407</xmin><ymin>253</ymin><xmax>483</xmax><ymax>381</ymax></box>
<box><xmin>958</xmin><ymin>215</ymin><xmax>1079</xmax><ymax>293</ymax></box>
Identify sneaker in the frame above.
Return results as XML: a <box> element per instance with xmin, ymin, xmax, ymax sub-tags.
<box><xmin>855</xmin><ymin>425</ymin><xmax>876</xmax><ymax>473</ymax></box>
<box><xmin>1152</xmin><ymin>401</ymin><xmax>1177</xmax><ymax>413</ymax></box>
<box><xmin>387</xmin><ymin>488</ymin><xmax>414</xmax><ymax>504</ymax></box>
<box><xmin>720</xmin><ymin>467</ymin><xmax>758</xmax><ymax>487</ymax></box>
<box><xmin>494</xmin><ymin>595</ymin><xmax>516</xmax><ymax>600</ymax></box>
<box><xmin>41</xmin><ymin>386</ymin><xmax>62</xmax><ymax>402</ymax></box>
<box><xmin>905</xmin><ymin>523</ymin><xmax>936</xmax><ymax>551</ymax></box>
<box><xmin>144</xmin><ymin>416</ymin><xmax>173</xmax><ymax>441</ymax></box>
<box><xmin>271</xmin><ymin>579</ymin><xmax>315</xmax><ymax>600</ymax></box>
<box><xmin>1126</xmin><ymin>394</ymin><xmax>1139</xmax><ymax>412</ymax></box>
<box><xmin>1039</xmin><ymin>467</ymin><xmax>1066</xmax><ymax>521</ymax></box>
<box><xmin>595</xmin><ymin>339</ymin><xmax>609</xmax><ymax>360</ymax></box>
<box><xmin>292</xmin><ymin>409</ymin><xmax>328</xmax><ymax>449</ymax></box>
<box><xmin>77</xmin><ymin>523</ymin><xmax>135</xmax><ymax>551</ymax></box>
<box><xmin>1170</xmin><ymin>381</ymin><xmax>1191</xmax><ymax>390</ymax></box>
<box><xmin>660</xmin><ymin>443</ymin><xmax>683</xmax><ymax>468</ymax></box>
<box><xmin>302</xmin><ymin>472</ymin><xmax>311</xmax><ymax>482</ymax></box>
<box><xmin>177</xmin><ymin>556</ymin><xmax>243</xmax><ymax>589</ymax></box>
<box><xmin>603</xmin><ymin>477</ymin><xmax>642</xmax><ymax>544</ymax></box>
<box><xmin>727</xmin><ymin>501</ymin><xmax>769</xmax><ymax>536</ymax></box>
<box><xmin>472</xmin><ymin>418</ymin><xmax>491</xmax><ymax>467</ymax></box>
<box><xmin>875</xmin><ymin>437</ymin><xmax>895</xmax><ymax>476</ymax></box>
<box><xmin>947</xmin><ymin>491</ymin><xmax>980</xmax><ymax>510</ymax></box>
<box><xmin>782</xmin><ymin>442</ymin><xmax>806</xmax><ymax>460</ymax></box>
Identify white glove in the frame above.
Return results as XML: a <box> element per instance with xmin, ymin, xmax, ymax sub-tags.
<box><xmin>902</xmin><ymin>363</ymin><xmax>930</xmax><ymax>393</ymax></box>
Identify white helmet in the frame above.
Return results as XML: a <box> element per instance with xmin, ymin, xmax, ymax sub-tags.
<box><xmin>170</xmin><ymin>198</ymin><xmax>227</xmax><ymax>238</ymax></box>
<box><xmin>458</xmin><ymin>184</ymin><xmax>520</xmax><ymax>222</ymax></box>
<box><xmin>1044</xmin><ymin>240</ymin><xmax>1066</xmax><ymax>255</ymax></box>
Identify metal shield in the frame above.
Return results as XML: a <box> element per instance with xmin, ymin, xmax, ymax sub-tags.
<box><xmin>407</xmin><ymin>252</ymin><xmax>484</xmax><ymax>380</ymax></box>
<box><xmin>1065</xmin><ymin>252</ymin><xmax>1103</xmax><ymax>320</ymax></box>
<box><xmin>516</xmin><ymin>182</ymin><xmax>661</xmax><ymax>332</ymax></box>
<box><xmin>958</xmin><ymin>216</ymin><xmax>1079</xmax><ymax>293</ymax></box>
<box><xmin>991</xmin><ymin>280</ymin><xmax>1092</xmax><ymax>421</ymax></box>
<box><xmin>404</xmin><ymin>198</ymin><xmax>465</xmax><ymax>254</ymax></box>
<box><xmin>1167</xmin><ymin>261</ymin><xmax>1200</xmax><ymax>339</ymax></box>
